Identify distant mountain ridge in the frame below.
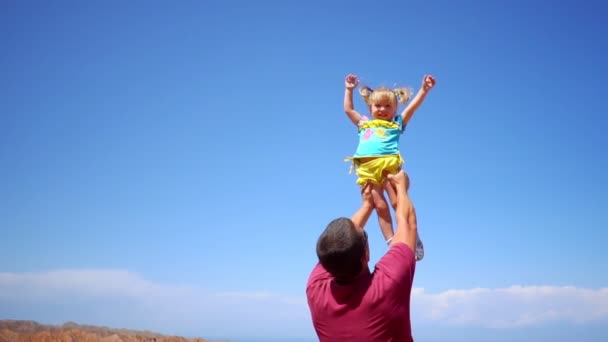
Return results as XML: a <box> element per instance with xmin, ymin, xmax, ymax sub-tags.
<box><xmin>0</xmin><ymin>320</ymin><xmax>212</xmax><ymax>342</ymax></box>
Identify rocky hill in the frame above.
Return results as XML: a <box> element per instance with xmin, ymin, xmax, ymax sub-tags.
<box><xmin>0</xmin><ymin>320</ymin><xmax>211</xmax><ymax>342</ymax></box>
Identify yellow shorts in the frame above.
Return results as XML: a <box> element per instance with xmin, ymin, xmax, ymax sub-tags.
<box><xmin>350</xmin><ymin>154</ymin><xmax>403</xmax><ymax>186</ymax></box>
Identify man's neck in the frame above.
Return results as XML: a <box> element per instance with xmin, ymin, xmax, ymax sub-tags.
<box><xmin>333</xmin><ymin>266</ymin><xmax>370</xmax><ymax>286</ymax></box>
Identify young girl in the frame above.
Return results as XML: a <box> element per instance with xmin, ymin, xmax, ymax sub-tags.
<box><xmin>343</xmin><ymin>73</ymin><xmax>436</xmax><ymax>261</ymax></box>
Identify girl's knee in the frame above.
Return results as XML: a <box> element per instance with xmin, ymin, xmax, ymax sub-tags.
<box><xmin>375</xmin><ymin>200</ymin><xmax>390</xmax><ymax>213</ymax></box>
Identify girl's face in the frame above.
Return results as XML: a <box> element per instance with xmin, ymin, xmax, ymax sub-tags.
<box><xmin>370</xmin><ymin>98</ymin><xmax>397</xmax><ymax>121</ymax></box>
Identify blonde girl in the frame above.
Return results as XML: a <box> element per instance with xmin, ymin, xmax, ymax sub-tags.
<box><xmin>343</xmin><ymin>73</ymin><xmax>436</xmax><ymax>261</ymax></box>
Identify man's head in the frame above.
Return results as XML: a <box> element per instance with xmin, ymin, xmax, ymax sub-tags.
<box><xmin>316</xmin><ymin>217</ymin><xmax>369</xmax><ymax>282</ymax></box>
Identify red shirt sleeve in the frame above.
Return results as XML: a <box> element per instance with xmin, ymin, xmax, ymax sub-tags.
<box><xmin>374</xmin><ymin>243</ymin><xmax>416</xmax><ymax>288</ymax></box>
<box><xmin>307</xmin><ymin>262</ymin><xmax>331</xmax><ymax>288</ymax></box>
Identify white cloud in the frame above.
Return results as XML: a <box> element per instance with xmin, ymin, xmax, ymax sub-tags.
<box><xmin>0</xmin><ymin>269</ymin><xmax>180</xmax><ymax>298</ymax></box>
<box><xmin>1</xmin><ymin>270</ymin><xmax>607</xmax><ymax>337</ymax></box>
<box><xmin>412</xmin><ymin>286</ymin><xmax>608</xmax><ymax>328</ymax></box>
<box><xmin>0</xmin><ymin>269</ymin><xmax>309</xmax><ymax>338</ymax></box>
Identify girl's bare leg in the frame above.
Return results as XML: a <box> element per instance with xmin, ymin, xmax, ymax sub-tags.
<box><xmin>383</xmin><ymin>178</ymin><xmax>399</xmax><ymax>209</ymax></box>
<box><xmin>371</xmin><ymin>183</ymin><xmax>394</xmax><ymax>243</ymax></box>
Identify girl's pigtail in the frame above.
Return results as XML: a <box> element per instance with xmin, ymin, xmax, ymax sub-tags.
<box><xmin>359</xmin><ymin>86</ymin><xmax>373</xmax><ymax>105</ymax></box>
<box><xmin>393</xmin><ymin>87</ymin><xmax>412</xmax><ymax>104</ymax></box>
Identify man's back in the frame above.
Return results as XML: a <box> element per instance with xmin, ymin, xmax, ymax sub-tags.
<box><xmin>306</xmin><ymin>243</ymin><xmax>416</xmax><ymax>342</ymax></box>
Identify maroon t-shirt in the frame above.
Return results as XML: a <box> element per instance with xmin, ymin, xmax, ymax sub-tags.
<box><xmin>306</xmin><ymin>243</ymin><xmax>416</xmax><ymax>342</ymax></box>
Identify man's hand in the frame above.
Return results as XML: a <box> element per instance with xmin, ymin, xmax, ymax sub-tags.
<box><xmin>386</xmin><ymin>170</ymin><xmax>409</xmax><ymax>191</ymax></box>
<box><xmin>345</xmin><ymin>74</ymin><xmax>359</xmax><ymax>90</ymax></box>
<box><xmin>361</xmin><ymin>182</ymin><xmax>374</xmax><ymax>208</ymax></box>
<box><xmin>422</xmin><ymin>75</ymin><xmax>436</xmax><ymax>92</ymax></box>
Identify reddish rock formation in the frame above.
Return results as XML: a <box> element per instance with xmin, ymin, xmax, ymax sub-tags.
<box><xmin>0</xmin><ymin>320</ymin><xmax>211</xmax><ymax>342</ymax></box>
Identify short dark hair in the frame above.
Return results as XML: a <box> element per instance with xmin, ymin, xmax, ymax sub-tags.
<box><xmin>316</xmin><ymin>217</ymin><xmax>367</xmax><ymax>282</ymax></box>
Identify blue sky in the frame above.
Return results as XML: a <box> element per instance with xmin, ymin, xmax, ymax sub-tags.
<box><xmin>1</xmin><ymin>0</ymin><xmax>607</xmax><ymax>341</ymax></box>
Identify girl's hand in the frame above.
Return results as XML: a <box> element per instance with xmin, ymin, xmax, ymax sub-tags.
<box><xmin>345</xmin><ymin>74</ymin><xmax>359</xmax><ymax>90</ymax></box>
<box><xmin>422</xmin><ymin>75</ymin><xmax>436</xmax><ymax>91</ymax></box>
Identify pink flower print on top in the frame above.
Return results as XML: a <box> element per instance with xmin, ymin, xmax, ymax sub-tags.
<box><xmin>362</xmin><ymin>128</ymin><xmax>374</xmax><ymax>140</ymax></box>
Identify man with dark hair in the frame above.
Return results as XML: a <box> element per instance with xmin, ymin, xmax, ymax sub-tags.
<box><xmin>307</xmin><ymin>170</ymin><xmax>418</xmax><ymax>341</ymax></box>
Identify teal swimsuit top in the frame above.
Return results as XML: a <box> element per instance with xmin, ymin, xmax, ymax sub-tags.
<box><xmin>353</xmin><ymin>115</ymin><xmax>405</xmax><ymax>158</ymax></box>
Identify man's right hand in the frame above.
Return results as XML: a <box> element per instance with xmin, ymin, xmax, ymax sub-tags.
<box><xmin>361</xmin><ymin>182</ymin><xmax>374</xmax><ymax>207</ymax></box>
<box><xmin>386</xmin><ymin>170</ymin><xmax>409</xmax><ymax>192</ymax></box>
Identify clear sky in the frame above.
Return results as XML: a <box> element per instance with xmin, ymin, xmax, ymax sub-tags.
<box><xmin>1</xmin><ymin>0</ymin><xmax>607</xmax><ymax>341</ymax></box>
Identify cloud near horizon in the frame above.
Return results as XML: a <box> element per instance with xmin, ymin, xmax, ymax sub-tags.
<box><xmin>1</xmin><ymin>269</ymin><xmax>607</xmax><ymax>336</ymax></box>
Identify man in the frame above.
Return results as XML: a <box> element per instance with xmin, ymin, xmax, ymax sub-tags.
<box><xmin>306</xmin><ymin>170</ymin><xmax>418</xmax><ymax>342</ymax></box>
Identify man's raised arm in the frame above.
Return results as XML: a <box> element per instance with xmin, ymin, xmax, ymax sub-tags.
<box><xmin>386</xmin><ymin>171</ymin><xmax>417</xmax><ymax>253</ymax></box>
<box><xmin>350</xmin><ymin>183</ymin><xmax>374</xmax><ymax>231</ymax></box>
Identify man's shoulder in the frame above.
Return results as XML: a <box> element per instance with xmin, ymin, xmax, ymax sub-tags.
<box><xmin>379</xmin><ymin>242</ymin><xmax>415</xmax><ymax>261</ymax></box>
<box><xmin>307</xmin><ymin>262</ymin><xmax>331</xmax><ymax>289</ymax></box>
<box><xmin>374</xmin><ymin>243</ymin><xmax>416</xmax><ymax>284</ymax></box>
